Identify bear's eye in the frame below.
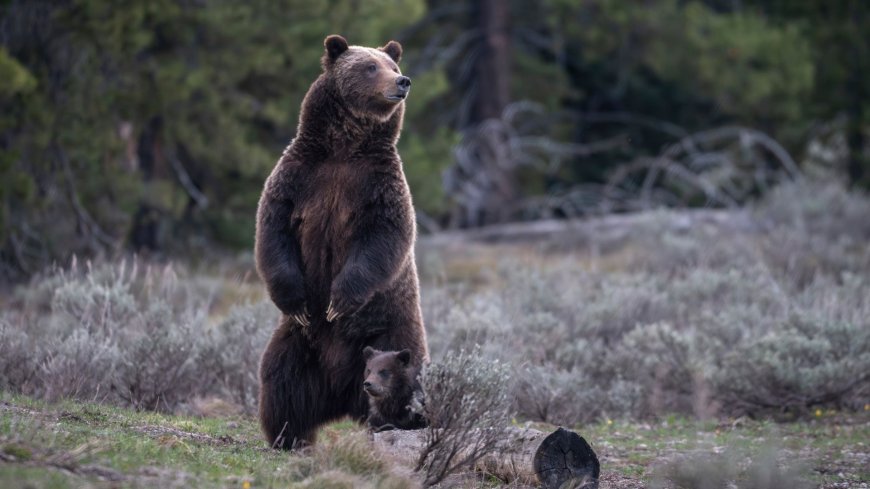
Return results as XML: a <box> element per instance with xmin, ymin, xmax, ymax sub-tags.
<box><xmin>367</xmin><ymin>63</ymin><xmax>377</xmax><ymax>73</ymax></box>
<box><xmin>378</xmin><ymin>370</ymin><xmax>389</xmax><ymax>379</ymax></box>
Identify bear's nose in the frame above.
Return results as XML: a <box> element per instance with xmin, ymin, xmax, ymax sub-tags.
<box><xmin>363</xmin><ymin>381</ymin><xmax>372</xmax><ymax>389</ymax></box>
<box><xmin>396</xmin><ymin>76</ymin><xmax>411</xmax><ymax>91</ymax></box>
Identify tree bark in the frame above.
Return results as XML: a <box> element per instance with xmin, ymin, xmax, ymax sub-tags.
<box><xmin>845</xmin><ymin>0</ymin><xmax>869</xmax><ymax>188</ymax></box>
<box><xmin>473</xmin><ymin>0</ymin><xmax>511</xmax><ymax>123</ymax></box>
<box><xmin>373</xmin><ymin>427</ymin><xmax>599</xmax><ymax>488</ymax></box>
<box><xmin>130</xmin><ymin>116</ymin><xmax>165</xmax><ymax>251</ymax></box>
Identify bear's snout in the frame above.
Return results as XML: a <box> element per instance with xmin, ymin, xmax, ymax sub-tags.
<box><xmin>396</xmin><ymin>76</ymin><xmax>411</xmax><ymax>92</ymax></box>
<box><xmin>363</xmin><ymin>380</ymin><xmax>383</xmax><ymax>397</ymax></box>
<box><xmin>384</xmin><ymin>75</ymin><xmax>410</xmax><ymax>101</ymax></box>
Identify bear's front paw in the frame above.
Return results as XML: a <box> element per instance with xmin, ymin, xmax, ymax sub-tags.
<box><xmin>274</xmin><ymin>295</ymin><xmax>310</xmax><ymax>327</ymax></box>
<box><xmin>325</xmin><ymin>289</ymin><xmax>368</xmax><ymax>323</ymax></box>
<box><xmin>288</xmin><ymin>304</ymin><xmax>311</xmax><ymax>328</ymax></box>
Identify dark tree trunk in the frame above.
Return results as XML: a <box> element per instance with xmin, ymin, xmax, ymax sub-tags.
<box><xmin>845</xmin><ymin>2</ymin><xmax>868</xmax><ymax>188</ymax></box>
<box><xmin>846</xmin><ymin>103</ymin><xmax>867</xmax><ymax>188</ymax></box>
<box><xmin>130</xmin><ymin>117</ymin><xmax>165</xmax><ymax>251</ymax></box>
<box><xmin>450</xmin><ymin>0</ymin><xmax>517</xmax><ymax>227</ymax></box>
<box><xmin>472</xmin><ymin>0</ymin><xmax>510</xmax><ymax>124</ymax></box>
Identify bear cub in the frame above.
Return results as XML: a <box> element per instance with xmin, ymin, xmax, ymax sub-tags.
<box><xmin>362</xmin><ymin>347</ymin><xmax>427</xmax><ymax>431</ymax></box>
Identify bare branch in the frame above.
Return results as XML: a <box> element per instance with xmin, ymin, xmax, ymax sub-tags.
<box><xmin>53</xmin><ymin>144</ymin><xmax>117</xmax><ymax>251</ymax></box>
<box><xmin>167</xmin><ymin>150</ymin><xmax>208</xmax><ymax>210</ymax></box>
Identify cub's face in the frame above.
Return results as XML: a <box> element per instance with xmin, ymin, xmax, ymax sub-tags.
<box><xmin>362</xmin><ymin>347</ymin><xmax>412</xmax><ymax>399</ymax></box>
<box><xmin>323</xmin><ymin>35</ymin><xmax>410</xmax><ymax>121</ymax></box>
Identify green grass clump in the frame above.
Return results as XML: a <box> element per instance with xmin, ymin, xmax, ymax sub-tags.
<box><xmin>2</xmin><ymin>443</ymin><xmax>32</xmax><ymax>460</ymax></box>
<box><xmin>0</xmin><ymin>394</ymin><xmax>414</xmax><ymax>488</ymax></box>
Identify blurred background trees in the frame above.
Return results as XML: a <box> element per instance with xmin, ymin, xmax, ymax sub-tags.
<box><xmin>1</xmin><ymin>0</ymin><xmax>867</xmax><ymax>281</ymax></box>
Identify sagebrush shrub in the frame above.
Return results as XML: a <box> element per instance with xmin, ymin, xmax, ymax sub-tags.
<box><xmin>416</xmin><ymin>347</ymin><xmax>512</xmax><ymax>487</ymax></box>
<box><xmin>111</xmin><ymin>301</ymin><xmax>209</xmax><ymax>410</ymax></box>
<box><xmin>201</xmin><ymin>301</ymin><xmax>277</xmax><ymax>413</ymax></box>
<box><xmin>0</xmin><ymin>315</ymin><xmax>39</xmax><ymax>392</ymax></box>
<box><xmin>40</xmin><ymin>328</ymin><xmax>118</xmax><ymax>402</ymax></box>
<box><xmin>421</xmin><ymin>182</ymin><xmax>870</xmax><ymax>421</ymax></box>
<box><xmin>716</xmin><ymin>318</ymin><xmax>870</xmax><ymax>413</ymax></box>
<box><xmin>759</xmin><ymin>180</ymin><xmax>870</xmax><ymax>239</ymax></box>
<box><xmin>1</xmin><ymin>259</ymin><xmax>276</xmax><ymax>412</ymax></box>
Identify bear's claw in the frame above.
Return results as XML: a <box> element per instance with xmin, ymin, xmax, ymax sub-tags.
<box><xmin>325</xmin><ymin>300</ymin><xmax>341</xmax><ymax>322</ymax></box>
<box><xmin>290</xmin><ymin>306</ymin><xmax>310</xmax><ymax>327</ymax></box>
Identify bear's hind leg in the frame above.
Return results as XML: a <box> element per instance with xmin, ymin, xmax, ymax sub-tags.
<box><xmin>259</xmin><ymin>325</ymin><xmax>330</xmax><ymax>449</ymax></box>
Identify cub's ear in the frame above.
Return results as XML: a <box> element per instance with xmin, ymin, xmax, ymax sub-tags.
<box><xmin>323</xmin><ymin>35</ymin><xmax>349</xmax><ymax>66</ymax></box>
<box><xmin>380</xmin><ymin>40</ymin><xmax>402</xmax><ymax>63</ymax></box>
<box><xmin>396</xmin><ymin>349</ymin><xmax>412</xmax><ymax>366</ymax></box>
<box><xmin>363</xmin><ymin>346</ymin><xmax>377</xmax><ymax>360</ymax></box>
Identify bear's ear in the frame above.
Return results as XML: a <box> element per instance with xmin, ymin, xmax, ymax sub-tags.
<box><xmin>380</xmin><ymin>40</ymin><xmax>402</xmax><ymax>63</ymax></box>
<box><xmin>396</xmin><ymin>349</ymin><xmax>411</xmax><ymax>366</ymax></box>
<box><xmin>323</xmin><ymin>35</ymin><xmax>349</xmax><ymax>66</ymax></box>
<box><xmin>363</xmin><ymin>346</ymin><xmax>376</xmax><ymax>360</ymax></box>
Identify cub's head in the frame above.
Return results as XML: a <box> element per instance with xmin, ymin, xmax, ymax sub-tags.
<box><xmin>362</xmin><ymin>346</ymin><xmax>413</xmax><ymax>399</ymax></box>
<box><xmin>321</xmin><ymin>34</ymin><xmax>410</xmax><ymax>121</ymax></box>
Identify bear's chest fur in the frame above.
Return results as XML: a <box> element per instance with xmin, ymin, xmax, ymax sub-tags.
<box><xmin>291</xmin><ymin>160</ymin><xmax>376</xmax><ymax>306</ymax></box>
<box><xmin>296</xmin><ymin>161</ymin><xmax>361</xmax><ymax>241</ymax></box>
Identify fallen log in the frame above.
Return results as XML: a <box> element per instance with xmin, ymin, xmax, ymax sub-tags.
<box><xmin>373</xmin><ymin>427</ymin><xmax>599</xmax><ymax>488</ymax></box>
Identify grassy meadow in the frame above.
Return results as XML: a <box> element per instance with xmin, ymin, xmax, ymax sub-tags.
<box><xmin>1</xmin><ymin>180</ymin><xmax>868</xmax><ymax>488</ymax></box>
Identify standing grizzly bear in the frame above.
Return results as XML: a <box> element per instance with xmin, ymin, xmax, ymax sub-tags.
<box><xmin>255</xmin><ymin>34</ymin><xmax>429</xmax><ymax>449</ymax></box>
<box><xmin>362</xmin><ymin>347</ymin><xmax>427</xmax><ymax>431</ymax></box>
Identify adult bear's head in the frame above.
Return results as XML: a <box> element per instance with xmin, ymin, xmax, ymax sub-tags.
<box><xmin>321</xmin><ymin>35</ymin><xmax>410</xmax><ymax>122</ymax></box>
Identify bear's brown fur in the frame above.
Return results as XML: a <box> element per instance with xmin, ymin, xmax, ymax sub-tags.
<box><xmin>362</xmin><ymin>347</ymin><xmax>427</xmax><ymax>431</ymax></box>
<box><xmin>255</xmin><ymin>34</ymin><xmax>428</xmax><ymax>449</ymax></box>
